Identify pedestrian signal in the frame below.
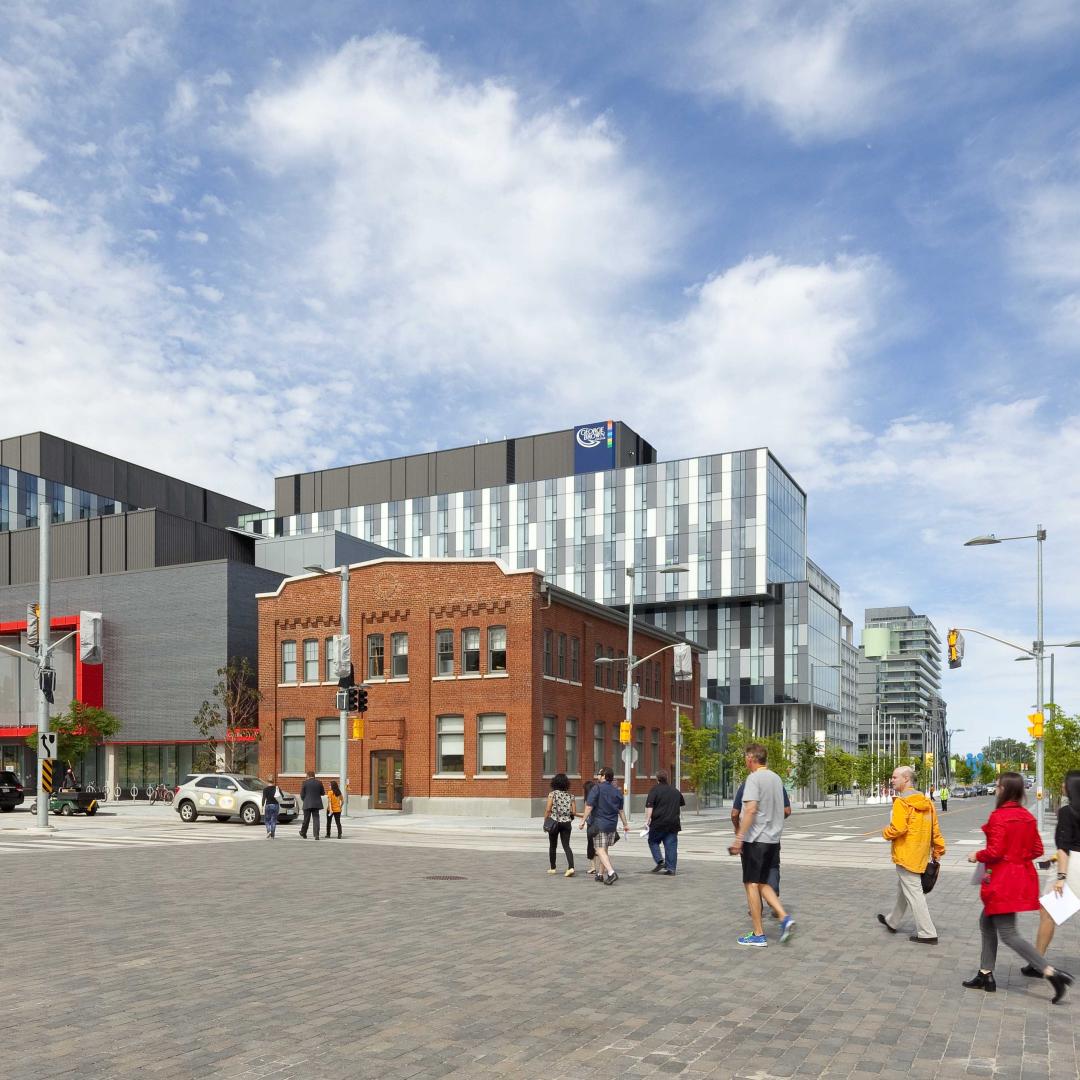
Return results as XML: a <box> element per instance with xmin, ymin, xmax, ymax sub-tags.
<box><xmin>947</xmin><ymin>629</ymin><xmax>964</xmax><ymax>669</ymax></box>
<box><xmin>352</xmin><ymin>718</ymin><xmax>363</xmax><ymax>740</ymax></box>
<box><xmin>1027</xmin><ymin>712</ymin><xmax>1044</xmax><ymax>739</ymax></box>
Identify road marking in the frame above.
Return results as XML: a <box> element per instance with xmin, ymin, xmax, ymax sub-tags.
<box><xmin>818</xmin><ymin>835</ymin><xmax>856</xmax><ymax>841</ymax></box>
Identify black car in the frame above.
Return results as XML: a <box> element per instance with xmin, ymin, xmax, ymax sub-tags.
<box><xmin>0</xmin><ymin>771</ymin><xmax>25</xmax><ymax>811</ymax></box>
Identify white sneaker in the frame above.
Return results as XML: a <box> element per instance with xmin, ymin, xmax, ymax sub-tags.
<box><xmin>565</xmin><ymin>867</ymin><xmax>575</xmax><ymax>877</ymax></box>
<box><xmin>547</xmin><ymin>868</ymin><xmax>557</xmax><ymax>874</ymax></box>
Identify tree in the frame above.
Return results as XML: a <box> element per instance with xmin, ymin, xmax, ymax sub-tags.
<box><xmin>981</xmin><ymin>738</ymin><xmax>1033</xmax><ymax>769</ymax></box>
<box><xmin>953</xmin><ymin>760</ymin><xmax>974</xmax><ymax>784</ymax></box>
<box><xmin>1044</xmin><ymin>704</ymin><xmax>1080</xmax><ymax>806</ymax></box>
<box><xmin>25</xmin><ymin>701</ymin><xmax>122</xmax><ymax>767</ymax></box>
<box><xmin>822</xmin><ymin>746</ymin><xmax>855</xmax><ymax>800</ymax></box>
<box><xmin>679</xmin><ymin>714</ymin><xmax>721</xmax><ymax>814</ymax></box>
<box><xmin>976</xmin><ymin>760</ymin><xmax>996</xmax><ymax>785</ymax></box>
<box><xmin>791</xmin><ymin>739</ymin><xmax>819</xmax><ymax>803</ymax></box>
<box><xmin>192</xmin><ymin>657</ymin><xmax>262</xmax><ymax>773</ymax></box>
<box><xmin>723</xmin><ymin>723</ymin><xmax>791</xmax><ymax>786</ymax></box>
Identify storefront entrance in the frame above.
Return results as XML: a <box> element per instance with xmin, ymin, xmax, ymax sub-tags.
<box><xmin>371</xmin><ymin>751</ymin><xmax>403</xmax><ymax>810</ymax></box>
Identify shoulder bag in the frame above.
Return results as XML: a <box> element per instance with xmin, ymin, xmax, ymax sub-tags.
<box><xmin>921</xmin><ymin>805</ymin><xmax>940</xmax><ymax>894</ymax></box>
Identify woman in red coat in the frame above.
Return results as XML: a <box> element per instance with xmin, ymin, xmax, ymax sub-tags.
<box><xmin>964</xmin><ymin>772</ymin><xmax>1072</xmax><ymax>1002</ymax></box>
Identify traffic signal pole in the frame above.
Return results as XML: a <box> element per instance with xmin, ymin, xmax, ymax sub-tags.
<box><xmin>1035</xmin><ymin>526</ymin><xmax>1045</xmax><ymax>833</ymax></box>
<box><xmin>339</xmin><ymin>563</ymin><xmax>350</xmax><ymax>817</ymax></box>
<box><xmin>37</xmin><ymin>500</ymin><xmax>51</xmax><ymax>829</ymax></box>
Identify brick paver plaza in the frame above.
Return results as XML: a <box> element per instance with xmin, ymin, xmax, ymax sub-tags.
<box><xmin>7</xmin><ymin>817</ymin><xmax>1079</xmax><ymax>1080</ymax></box>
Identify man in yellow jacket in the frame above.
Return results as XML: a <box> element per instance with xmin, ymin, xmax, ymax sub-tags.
<box><xmin>877</xmin><ymin>765</ymin><xmax>946</xmax><ymax>944</ymax></box>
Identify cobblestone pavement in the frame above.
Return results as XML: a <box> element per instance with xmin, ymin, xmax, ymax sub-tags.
<box><xmin>7</xmin><ymin>816</ymin><xmax>1079</xmax><ymax>1080</ymax></box>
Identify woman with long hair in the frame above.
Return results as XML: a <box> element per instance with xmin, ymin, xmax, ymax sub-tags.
<box><xmin>325</xmin><ymin>779</ymin><xmax>344</xmax><ymax>838</ymax></box>
<box><xmin>1025</xmin><ymin>770</ymin><xmax>1080</xmax><ymax>975</ymax></box>
<box><xmin>545</xmin><ymin>773</ymin><xmax>576</xmax><ymax>877</ymax></box>
<box><xmin>964</xmin><ymin>771</ymin><xmax>1072</xmax><ymax>1003</ymax></box>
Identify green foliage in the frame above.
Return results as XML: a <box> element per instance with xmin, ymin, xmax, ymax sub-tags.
<box><xmin>193</xmin><ymin>657</ymin><xmax>262</xmax><ymax>773</ymax></box>
<box><xmin>791</xmin><ymin>739</ymin><xmax>819</xmax><ymax>796</ymax></box>
<box><xmin>953</xmin><ymin>760</ymin><xmax>973</xmax><ymax>784</ymax></box>
<box><xmin>822</xmin><ymin>746</ymin><xmax>855</xmax><ymax>795</ymax></box>
<box><xmin>723</xmin><ymin>723</ymin><xmax>791</xmax><ymax>784</ymax></box>
<box><xmin>976</xmin><ymin>760</ymin><xmax>996</xmax><ymax>785</ymax></box>
<box><xmin>982</xmin><ymin>738</ymin><xmax>1033</xmax><ymax>769</ymax></box>
<box><xmin>25</xmin><ymin>701</ymin><xmax>122</xmax><ymax>766</ymax></box>
<box><xmin>679</xmin><ymin>714</ymin><xmax>721</xmax><ymax>813</ymax></box>
<box><xmin>1044</xmin><ymin>704</ymin><xmax>1080</xmax><ymax>803</ymax></box>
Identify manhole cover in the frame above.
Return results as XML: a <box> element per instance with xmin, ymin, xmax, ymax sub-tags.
<box><xmin>506</xmin><ymin>909</ymin><xmax>564</xmax><ymax>919</ymax></box>
<box><xmin>424</xmin><ymin>874</ymin><xmax>467</xmax><ymax>880</ymax></box>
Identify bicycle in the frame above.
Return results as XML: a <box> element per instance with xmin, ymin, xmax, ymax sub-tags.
<box><xmin>148</xmin><ymin>782</ymin><xmax>173</xmax><ymax>806</ymax></box>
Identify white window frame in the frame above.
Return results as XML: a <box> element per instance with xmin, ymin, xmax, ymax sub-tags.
<box><xmin>391</xmin><ymin>632</ymin><xmax>409</xmax><ymax>678</ymax></box>
<box><xmin>281</xmin><ymin>717</ymin><xmax>305</xmax><ymax>774</ymax></box>
<box><xmin>565</xmin><ymin>717</ymin><xmax>579</xmax><ymax>776</ymax></box>
<box><xmin>368</xmin><ymin>633</ymin><xmax>385</xmax><ymax>679</ymax></box>
<box><xmin>436</xmin><ymin>715</ymin><xmax>466</xmax><ymax>775</ymax></box>
<box><xmin>487</xmin><ymin>626</ymin><xmax>507</xmax><ymax>673</ymax></box>
<box><xmin>436</xmin><ymin>629</ymin><xmax>454</xmax><ymax>676</ymax></box>
<box><xmin>281</xmin><ymin>640</ymin><xmax>297</xmax><ymax>683</ymax></box>
<box><xmin>315</xmin><ymin>717</ymin><xmax>339</xmax><ymax>774</ymax></box>
<box><xmin>462</xmin><ymin>627</ymin><xmax>480</xmax><ymax>674</ymax></box>
<box><xmin>477</xmin><ymin>713</ymin><xmax>507</xmax><ymax>775</ymax></box>
<box><xmin>303</xmin><ymin>638</ymin><xmax>319</xmax><ymax>683</ymax></box>
<box><xmin>542</xmin><ymin>715</ymin><xmax>556</xmax><ymax>776</ymax></box>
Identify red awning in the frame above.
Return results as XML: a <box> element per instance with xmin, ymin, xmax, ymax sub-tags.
<box><xmin>0</xmin><ymin>726</ymin><xmax>35</xmax><ymax>739</ymax></box>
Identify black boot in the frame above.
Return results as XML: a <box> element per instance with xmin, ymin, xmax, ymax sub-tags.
<box><xmin>1047</xmin><ymin>969</ymin><xmax>1073</xmax><ymax>1004</ymax></box>
<box><xmin>962</xmin><ymin>971</ymin><xmax>997</xmax><ymax>992</ymax></box>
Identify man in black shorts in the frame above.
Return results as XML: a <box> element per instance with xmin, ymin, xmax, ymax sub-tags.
<box><xmin>729</xmin><ymin>743</ymin><xmax>795</xmax><ymax>947</ymax></box>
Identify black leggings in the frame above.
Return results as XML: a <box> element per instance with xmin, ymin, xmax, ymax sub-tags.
<box><xmin>549</xmin><ymin>823</ymin><xmax>574</xmax><ymax>869</ymax></box>
<box><xmin>325</xmin><ymin>811</ymin><xmax>342</xmax><ymax>837</ymax></box>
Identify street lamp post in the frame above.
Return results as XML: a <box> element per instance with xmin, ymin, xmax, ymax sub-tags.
<box><xmin>305</xmin><ymin>563</ymin><xmax>350</xmax><ymax>815</ymax></box>
<box><xmin>1016</xmin><ymin>643</ymin><xmax>1080</xmax><ymax>708</ymax></box>
<box><xmin>945</xmin><ymin>728</ymin><xmax>964</xmax><ymax>785</ymax></box>
<box><xmin>807</xmin><ymin>663</ymin><xmax>841</xmax><ymax>808</ymax></box>
<box><xmin>603</xmin><ymin>562</ymin><xmax>688</xmax><ymax>822</ymax></box>
<box><xmin>965</xmin><ymin>527</ymin><xmax>1049</xmax><ymax>829</ymax></box>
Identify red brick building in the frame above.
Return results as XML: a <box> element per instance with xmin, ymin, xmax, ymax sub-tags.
<box><xmin>257</xmin><ymin>558</ymin><xmax>701</xmax><ymax>816</ymax></box>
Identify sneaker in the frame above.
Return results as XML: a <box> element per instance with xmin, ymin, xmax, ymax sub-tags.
<box><xmin>604</xmin><ymin>872</ymin><xmax>619</xmax><ymax>885</ymax></box>
<box><xmin>737</xmin><ymin>933</ymin><xmax>768</xmax><ymax>947</ymax></box>
<box><xmin>565</xmin><ymin>868</ymin><xmax>575</xmax><ymax>877</ymax></box>
<box><xmin>779</xmin><ymin>915</ymin><xmax>796</xmax><ymax>943</ymax></box>
<box><xmin>663</xmin><ymin>868</ymin><xmax>676</xmax><ymax>875</ymax></box>
<box><xmin>595</xmin><ymin>872</ymin><xmax>606</xmax><ymax>882</ymax></box>
<box><xmin>651</xmin><ymin>862</ymin><xmax>666</xmax><ymax>873</ymax></box>
<box><xmin>547</xmin><ymin>868</ymin><xmax>557</xmax><ymax>875</ymax></box>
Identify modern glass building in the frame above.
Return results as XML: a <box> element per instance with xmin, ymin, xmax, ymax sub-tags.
<box><xmin>857</xmin><ymin>606</ymin><xmax>947</xmax><ymax>786</ymax></box>
<box><xmin>242</xmin><ymin>422</ymin><xmax>858</xmax><ymax>759</ymax></box>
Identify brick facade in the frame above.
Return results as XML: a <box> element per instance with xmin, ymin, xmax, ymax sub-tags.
<box><xmin>257</xmin><ymin>559</ymin><xmax>700</xmax><ymax>815</ymax></box>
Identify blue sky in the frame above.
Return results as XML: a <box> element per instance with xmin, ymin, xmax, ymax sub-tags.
<box><xmin>3</xmin><ymin>1</ymin><xmax>1080</xmax><ymax>755</ymax></box>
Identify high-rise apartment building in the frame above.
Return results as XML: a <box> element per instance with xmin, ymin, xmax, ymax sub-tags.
<box><xmin>857</xmin><ymin>606</ymin><xmax>947</xmax><ymax>782</ymax></box>
<box><xmin>243</xmin><ymin>421</ymin><xmax>858</xmax><ymax>761</ymax></box>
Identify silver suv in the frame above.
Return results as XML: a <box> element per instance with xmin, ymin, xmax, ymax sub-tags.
<box><xmin>174</xmin><ymin>774</ymin><xmax>298</xmax><ymax>826</ymax></box>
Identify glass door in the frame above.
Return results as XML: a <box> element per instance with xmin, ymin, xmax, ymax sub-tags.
<box><xmin>372</xmin><ymin>751</ymin><xmax>404</xmax><ymax>810</ymax></box>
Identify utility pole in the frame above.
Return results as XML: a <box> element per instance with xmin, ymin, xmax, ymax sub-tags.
<box><xmin>339</xmin><ymin>564</ymin><xmax>350</xmax><ymax>816</ymax></box>
<box><xmin>37</xmin><ymin>500</ymin><xmax>51</xmax><ymax>829</ymax></box>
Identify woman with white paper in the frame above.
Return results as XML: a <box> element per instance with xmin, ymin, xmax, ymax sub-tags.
<box><xmin>1023</xmin><ymin>771</ymin><xmax>1080</xmax><ymax>975</ymax></box>
<box><xmin>963</xmin><ymin>772</ymin><xmax>1072</xmax><ymax>1003</ymax></box>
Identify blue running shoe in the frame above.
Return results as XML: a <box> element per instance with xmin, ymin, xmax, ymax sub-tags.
<box><xmin>779</xmin><ymin>915</ymin><xmax>796</xmax><ymax>943</ymax></box>
<box><xmin>737</xmin><ymin>933</ymin><xmax>768</xmax><ymax>947</ymax></box>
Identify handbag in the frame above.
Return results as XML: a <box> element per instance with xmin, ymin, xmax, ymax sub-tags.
<box><xmin>920</xmin><ymin>805</ymin><xmax>940</xmax><ymax>893</ymax></box>
<box><xmin>543</xmin><ymin>816</ymin><xmax>558</xmax><ymax>833</ymax></box>
<box><xmin>921</xmin><ymin>858</ymin><xmax>940</xmax><ymax>894</ymax></box>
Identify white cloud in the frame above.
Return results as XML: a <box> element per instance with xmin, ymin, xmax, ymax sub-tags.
<box><xmin>145</xmin><ymin>183</ymin><xmax>174</xmax><ymax>205</ymax></box>
<box><xmin>177</xmin><ymin>228</ymin><xmax>208</xmax><ymax>244</ymax></box>
<box><xmin>660</xmin><ymin>0</ymin><xmax>1080</xmax><ymax>142</ymax></box>
<box><xmin>11</xmin><ymin>189</ymin><xmax>57</xmax><ymax>214</ymax></box>
<box><xmin>165</xmin><ymin>77</ymin><xmax>198</xmax><ymax>126</ymax></box>
<box><xmin>192</xmin><ymin>283</ymin><xmax>223</xmax><ymax>303</ymax></box>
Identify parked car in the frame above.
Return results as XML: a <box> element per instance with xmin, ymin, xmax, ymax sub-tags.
<box><xmin>951</xmin><ymin>786</ymin><xmax>971</xmax><ymax>799</ymax></box>
<box><xmin>174</xmin><ymin>774</ymin><xmax>298</xmax><ymax>826</ymax></box>
<box><xmin>0</xmin><ymin>771</ymin><xmax>25</xmax><ymax>811</ymax></box>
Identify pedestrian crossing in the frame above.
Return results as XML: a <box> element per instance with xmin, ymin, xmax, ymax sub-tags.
<box><xmin>0</xmin><ymin>829</ymin><xmax>264</xmax><ymax>855</ymax></box>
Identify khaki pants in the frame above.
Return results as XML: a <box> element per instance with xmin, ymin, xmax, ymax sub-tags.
<box><xmin>887</xmin><ymin>865</ymin><xmax>937</xmax><ymax>939</ymax></box>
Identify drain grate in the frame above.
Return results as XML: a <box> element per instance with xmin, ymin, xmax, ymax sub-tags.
<box><xmin>506</xmin><ymin>909</ymin><xmax>564</xmax><ymax>919</ymax></box>
<box><xmin>424</xmin><ymin>874</ymin><xmax>467</xmax><ymax>880</ymax></box>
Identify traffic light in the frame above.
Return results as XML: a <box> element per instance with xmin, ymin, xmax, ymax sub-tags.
<box><xmin>924</xmin><ymin>752</ymin><xmax>934</xmax><ymax>768</ymax></box>
<box><xmin>1028</xmin><ymin>712</ymin><xmax>1044</xmax><ymax>739</ymax></box>
<box><xmin>356</xmin><ymin>685</ymin><xmax>368</xmax><ymax>714</ymax></box>
<box><xmin>346</xmin><ymin>686</ymin><xmax>360</xmax><ymax>713</ymax></box>
<box><xmin>947</xmin><ymin>629</ymin><xmax>964</xmax><ymax>669</ymax></box>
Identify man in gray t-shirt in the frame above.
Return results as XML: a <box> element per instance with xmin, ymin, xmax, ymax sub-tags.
<box><xmin>730</xmin><ymin>743</ymin><xmax>795</xmax><ymax>947</ymax></box>
<box><xmin>742</xmin><ymin>766</ymin><xmax>786</xmax><ymax>844</ymax></box>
